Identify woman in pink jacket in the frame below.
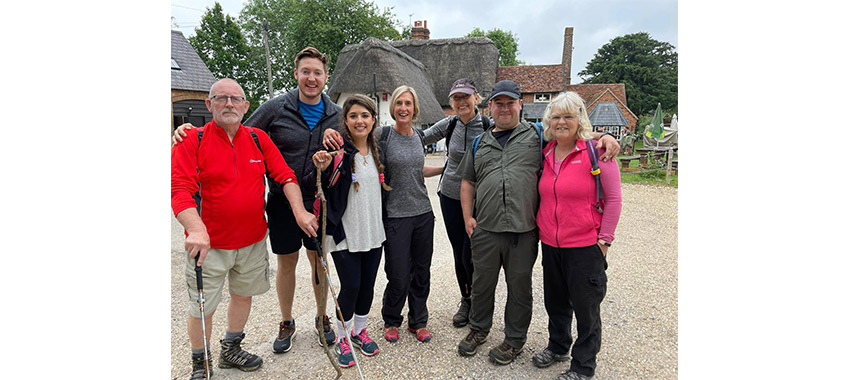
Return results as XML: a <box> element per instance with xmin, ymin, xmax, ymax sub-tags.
<box><xmin>532</xmin><ymin>91</ymin><xmax>622</xmax><ymax>380</ymax></box>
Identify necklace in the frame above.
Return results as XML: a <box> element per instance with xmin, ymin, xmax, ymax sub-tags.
<box><xmin>359</xmin><ymin>151</ymin><xmax>369</xmax><ymax>166</ymax></box>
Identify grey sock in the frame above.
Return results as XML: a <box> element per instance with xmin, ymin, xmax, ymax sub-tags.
<box><xmin>224</xmin><ymin>330</ymin><xmax>243</xmax><ymax>342</ymax></box>
<box><xmin>191</xmin><ymin>347</ymin><xmax>205</xmax><ymax>356</ymax></box>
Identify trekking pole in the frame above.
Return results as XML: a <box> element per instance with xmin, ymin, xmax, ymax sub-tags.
<box><xmin>194</xmin><ymin>257</ymin><xmax>211</xmax><ymax>380</ymax></box>
<box><xmin>313</xmin><ymin>160</ymin><xmax>366</xmax><ymax>380</ymax></box>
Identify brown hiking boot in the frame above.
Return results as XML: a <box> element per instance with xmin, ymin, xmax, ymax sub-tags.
<box><xmin>489</xmin><ymin>341</ymin><xmax>522</xmax><ymax>365</ymax></box>
<box><xmin>457</xmin><ymin>328</ymin><xmax>487</xmax><ymax>356</ymax></box>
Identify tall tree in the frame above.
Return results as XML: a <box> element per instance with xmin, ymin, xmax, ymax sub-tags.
<box><xmin>578</xmin><ymin>32</ymin><xmax>678</xmax><ymax>116</ymax></box>
<box><xmin>239</xmin><ymin>0</ymin><xmax>403</xmax><ymax>95</ymax></box>
<box><xmin>466</xmin><ymin>27</ymin><xmax>524</xmax><ymax>66</ymax></box>
<box><xmin>188</xmin><ymin>2</ymin><xmax>258</xmax><ymax>114</ymax></box>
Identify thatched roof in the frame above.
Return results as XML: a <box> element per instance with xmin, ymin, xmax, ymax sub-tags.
<box><xmin>390</xmin><ymin>38</ymin><xmax>499</xmax><ymax>107</ymax></box>
<box><xmin>328</xmin><ymin>37</ymin><xmax>446</xmax><ymax>125</ymax></box>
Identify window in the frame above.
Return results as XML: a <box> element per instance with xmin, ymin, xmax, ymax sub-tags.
<box><xmin>534</xmin><ymin>93</ymin><xmax>551</xmax><ymax>102</ymax></box>
<box><xmin>171</xmin><ymin>58</ymin><xmax>181</xmax><ymax>70</ymax></box>
<box><xmin>593</xmin><ymin>125</ymin><xmax>622</xmax><ymax>138</ymax></box>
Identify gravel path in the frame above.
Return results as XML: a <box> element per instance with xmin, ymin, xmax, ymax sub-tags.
<box><xmin>171</xmin><ymin>156</ymin><xmax>678</xmax><ymax>380</ymax></box>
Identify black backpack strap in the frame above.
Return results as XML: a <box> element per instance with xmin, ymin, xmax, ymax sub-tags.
<box><xmin>249</xmin><ymin>130</ymin><xmax>263</xmax><ymax>154</ymax></box>
<box><xmin>194</xmin><ymin>129</ymin><xmax>205</xmax><ymax>213</ymax></box>
<box><xmin>586</xmin><ymin>139</ymin><xmax>604</xmax><ymax>213</ymax></box>
<box><xmin>378</xmin><ymin>125</ymin><xmax>391</xmax><ymax>164</ymax></box>
<box><xmin>480</xmin><ymin>116</ymin><xmax>490</xmax><ymax>131</ymax></box>
<box><xmin>445</xmin><ymin>116</ymin><xmax>459</xmax><ymax>152</ymax></box>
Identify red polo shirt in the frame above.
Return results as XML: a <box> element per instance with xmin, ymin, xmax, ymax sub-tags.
<box><xmin>171</xmin><ymin>120</ymin><xmax>298</xmax><ymax>249</ymax></box>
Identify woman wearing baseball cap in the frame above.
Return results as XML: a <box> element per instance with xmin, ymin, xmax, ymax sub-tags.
<box><xmin>420</xmin><ymin>78</ymin><xmax>491</xmax><ymax>328</ymax></box>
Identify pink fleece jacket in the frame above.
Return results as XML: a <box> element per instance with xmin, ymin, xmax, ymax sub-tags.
<box><xmin>536</xmin><ymin>139</ymin><xmax>622</xmax><ymax>248</ymax></box>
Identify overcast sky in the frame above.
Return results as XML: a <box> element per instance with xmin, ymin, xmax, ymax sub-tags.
<box><xmin>171</xmin><ymin>0</ymin><xmax>677</xmax><ymax>83</ymax></box>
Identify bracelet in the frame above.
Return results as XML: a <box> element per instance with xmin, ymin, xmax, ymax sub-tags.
<box><xmin>599</xmin><ymin>132</ymin><xmax>612</xmax><ymax>139</ymax></box>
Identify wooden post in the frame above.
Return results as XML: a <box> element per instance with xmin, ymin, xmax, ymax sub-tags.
<box><xmin>665</xmin><ymin>147</ymin><xmax>673</xmax><ymax>184</ymax></box>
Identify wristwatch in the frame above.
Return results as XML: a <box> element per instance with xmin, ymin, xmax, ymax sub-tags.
<box><xmin>598</xmin><ymin>239</ymin><xmax>611</xmax><ymax>247</ymax></box>
<box><xmin>599</xmin><ymin>132</ymin><xmax>612</xmax><ymax>139</ymax></box>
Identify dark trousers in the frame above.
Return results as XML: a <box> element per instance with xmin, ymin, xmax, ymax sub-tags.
<box><xmin>330</xmin><ymin>247</ymin><xmax>382</xmax><ymax>321</ymax></box>
<box><xmin>381</xmin><ymin>212</ymin><xmax>434</xmax><ymax>329</ymax></box>
<box><xmin>439</xmin><ymin>193</ymin><xmax>474</xmax><ymax>298</ymax></box>
<box><xmin>469</xmin><ymin>228</ymin><xmax>539</xmax><ymax>349</ymax></box>
<box><xmin>542</xmin><ymin>243</ymin><xmax>608</xmax><ymax>377</ymax></box>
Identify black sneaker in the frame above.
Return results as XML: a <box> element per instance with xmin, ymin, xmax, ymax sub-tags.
<box><xmin>315</xmin><ymin>315</ymin><xmax>336</xmax><ymax>346</ymax></box>
<box><xmin>189</xmin><ymin>352</ymin><xmax>212</xmax><ymax>380</ymax></box>
<box><xmin>489</xmin><ymin>341</ymin><xmax>522</xmax><ymax>365</ymax></box>
<box><xmin>555</xmin><ymin>370</ymin><xmax>593</xmax><ymax>380</ymax></box>
<box><xmin>452</xmin><ymin>297</ymin><xmax>471</xmax><ymax>327</ymax></box>
<box><xmin>458</xmin><ymin>328</ymin><xmax>487</xmax><ymax>356</ymax></box>
<box><xmin>273</xmin><ymin>320</ymin><xmax>296</xmax><ymax>353</ymax></box>
<box><xmin>219</xmin><ymin>333</ymin><xmax>262</xmax><ymax>371</ymax></box>
<box><xmin>532</xmin><ymin>347</ymin><xmax>570</xmax><ymax>368</ymax></box>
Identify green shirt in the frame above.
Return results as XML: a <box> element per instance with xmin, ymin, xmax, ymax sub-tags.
<box><xmin>456</xmin><ymin>121</ymin><xmax>541</xmax><ymax>233</ymax></box>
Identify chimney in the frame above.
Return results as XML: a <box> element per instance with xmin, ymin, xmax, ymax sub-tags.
<box><xmin>562</xmin><ymin>27</ymin><xmax>574</xmax><ymax>85</ymax></box>
<box><xmin>411</xmin><ymin>20</ymin><xmax>430</xmax><ymax>40</ymax></box>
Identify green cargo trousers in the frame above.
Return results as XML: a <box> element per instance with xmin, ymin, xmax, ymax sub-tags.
<box><xmin>468</xmin><ymin>227</ymin><xmax>539</xmax><ymax>349</ymax></box>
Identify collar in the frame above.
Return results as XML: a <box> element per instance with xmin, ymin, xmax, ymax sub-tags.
<box><xmin>207</xmin><ymin>119</ymin><xmax>247</xmax><ymax>140</ymax></box>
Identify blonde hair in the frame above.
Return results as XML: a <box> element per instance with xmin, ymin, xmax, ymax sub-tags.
<box><xmin>542</xmin><ymin>91</ymin><xmax>593</xmax><ymax>141</ymax></box>
<box><xmin>389</xmin><ymin>85</ymin><xmax>420</xmax><ymax>122</ymax></box>
<box><xmin>340</xmin><ymin>94</ymin><xmax>391</xmax><ymax>192</ymax></box>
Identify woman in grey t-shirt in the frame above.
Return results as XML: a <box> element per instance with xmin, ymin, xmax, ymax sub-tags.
<box><xmin>421</xmin><ymin>78</ymin><xmax>489</xmax><ymax>329</ymax></box>
<box><xmin>377</xmin><ymin>86</ymin><xmax>439</xmax><ymax>343</ymax></box>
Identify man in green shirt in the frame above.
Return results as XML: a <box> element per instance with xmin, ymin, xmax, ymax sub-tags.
<box><xmin>455</xmin><ymin>79</ymin><xmax>543</xmax><ymax>365</ymax></box>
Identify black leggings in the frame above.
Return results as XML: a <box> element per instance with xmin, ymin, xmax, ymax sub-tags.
<box><xmin>439</xmin><ymin>193</ymin><xmax>474</xmax><ymax>298</ymax></box>
<box><xmin>330</xmin><ymin>247</ymin><xmax>382</xmax><ymax>321</ymax></box>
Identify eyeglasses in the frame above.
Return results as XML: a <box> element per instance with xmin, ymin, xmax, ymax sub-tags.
<box><xmin>550</xmin><ymin>114</ymin><xmax>577</xmax><ymax>122</ymax></box>
<box><xmin>209</xmin><ymin>95</ymin><xmax>245</xmax><ymax>105</ymax></box>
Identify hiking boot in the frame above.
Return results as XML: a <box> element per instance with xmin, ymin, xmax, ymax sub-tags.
<box><xmin>219</xmin><ymin>334</ymin><xmax>262</xmax><ymax>371</ymax></box>
<box><xmin>351</xmin><ymin>328</ymin><xmax>380</xmax><ymax>356</ymax></box>
<box><xmin>457</xmin><ymin>328</ymin><xmax>487</xmax><ymax>356</ymax></box>
<box><xmin>452</xmin><ymin>297</ymin><xmax>471</xmax><ymax>327</ymax></box>
<box><xmin>189</xmin><ymin>352</ymin><xmax>212</xmax><ymax>380</ymax></box>
<box><xmin>315</xmin><ymin>315</ymin><xmax>336</xmax><ymax>346</ymax></box>
<box><xmin>335</xmin><ymin>337</ymin><xmax>355</xmax><ymax>368</ymax></box>
<box><xmin>489</xmin><ymin>341</ymin><xmax>522</xmax><ymax>365</ymax></box>
<box><xmin>384</xmin><ymin>326</ymin><xmax>399</xmax><ymax>342</ymax></box>
<box><xmin>554</xmin><ymin>370</ymin><xmax>593</xmax><ymax>380</ymax></box>
<box><xmin>273</xmin><ymin>319</ymin><xmax>296</xmax><ymax>353</ymax></box>
<box><xmin>532</xmin><ymin>347</ymin><xmax>570</xmax><ymax>368</ymax></box>
<box><xmin>408</xmin><ymin>326</ymin><xmax>432</xmax><ymax>342</ymax></box>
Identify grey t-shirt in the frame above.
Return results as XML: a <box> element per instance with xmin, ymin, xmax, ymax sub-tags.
<box><xmin>423</xmin><ymin>113</ymin><xmax>488</xmax><ymax>200</ymax></box>
<box><xmin>384</xmin><ymin>127</ymin><xmax>432</xmax><ymax>218</ymax></box>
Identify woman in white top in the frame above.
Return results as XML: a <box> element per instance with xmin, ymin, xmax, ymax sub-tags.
<box><xmin>308</xmin><ymin>94</ymin><xmax>390</xmax><ymax>368</ymax></box>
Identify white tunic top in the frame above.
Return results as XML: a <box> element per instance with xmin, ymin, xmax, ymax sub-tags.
<box><xmin>323</xmin><ymin>150</ymin><xmax>386</xmax><ymax>253</ymax></box>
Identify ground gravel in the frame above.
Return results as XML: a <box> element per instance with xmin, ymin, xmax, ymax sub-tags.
<box><xmin>171</xmin><ymin>156</ymin><xmax>678</xmax><ymax>380</ymax></box>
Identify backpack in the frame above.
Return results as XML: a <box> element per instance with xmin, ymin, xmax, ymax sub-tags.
<box><xmin>470</xmin><ymin>122</ymin><xmax>544</xmax><ymax>172</ymax></box>
<box><xmin>585</xmin><ymin>140</ymin><xmax>604</xmax><ymax>213</ymax></box>
<box><xmin>193</xmin><ymin>128</ymin><xmax>266</xmax><ymax>211</ymax></box>
<box><xmin>438</xmin><ymin>115</ymin><xmax>491</xmax><ymax>187</ymax></box>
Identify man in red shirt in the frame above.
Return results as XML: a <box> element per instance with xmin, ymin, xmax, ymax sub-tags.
<box><xmin>171</xmin><ymin>78</ymin><xmax>318</xmax><ymax>379</ymax></box>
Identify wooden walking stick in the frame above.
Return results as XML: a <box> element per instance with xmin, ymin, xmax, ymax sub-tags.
<box><xmin>312</xmin><ymin>151</ymin><xmax>365</xmax><ymax>380</ymax></box>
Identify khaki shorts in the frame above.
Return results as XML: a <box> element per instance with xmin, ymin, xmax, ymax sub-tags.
<box><xmin>185</xmin><ymin>234</ymin><xmax>271</xmax><ymax>317</ymax></box>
